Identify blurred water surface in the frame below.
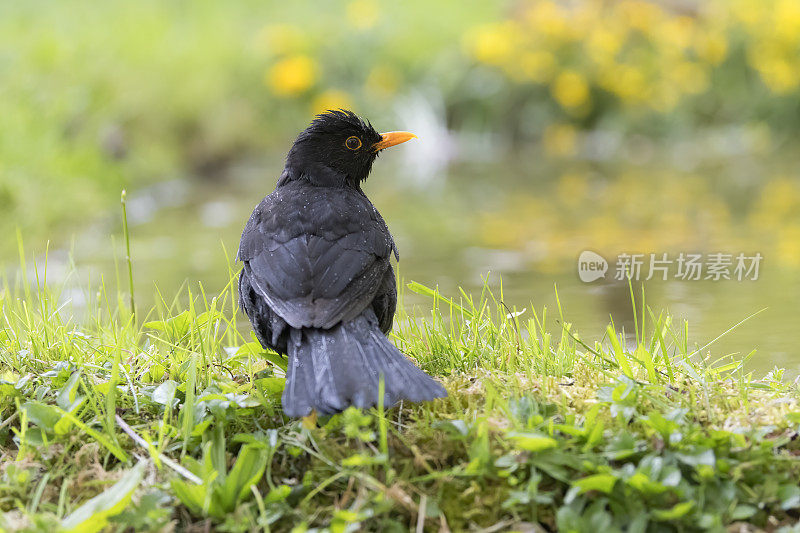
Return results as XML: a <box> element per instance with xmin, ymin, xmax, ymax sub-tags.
<box><xmin>37</xmin><ymin>147</ymin><xmax>799</xmax><ymax>380</ymax></box>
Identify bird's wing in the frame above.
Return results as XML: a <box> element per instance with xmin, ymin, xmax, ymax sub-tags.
<box><xmin>238</xmin><ymin>181</ymin><xmax>396</xmax><ymax>330</ymax></box>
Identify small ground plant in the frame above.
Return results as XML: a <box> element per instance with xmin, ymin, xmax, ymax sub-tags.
<box><xmin>1</xmin><ymin>259</ymin><xmax>799</xmax><ymax>532</ymax></box>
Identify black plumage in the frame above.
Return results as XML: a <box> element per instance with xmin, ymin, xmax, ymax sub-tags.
<box><xmin>237</xmin><ymin>110</ymin><xmax>446</xmax><ymax>417</ymax></box>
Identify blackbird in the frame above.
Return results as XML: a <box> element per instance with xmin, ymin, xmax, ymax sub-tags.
<box><xmin>238</xmin><ymin>110</ymin><xmax>447</xmax><ymax>417</ymax></box>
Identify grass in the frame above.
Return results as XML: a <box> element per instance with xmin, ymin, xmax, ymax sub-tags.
<box><xmin>1</xmin><ymin>252</ymin><xmax>800</xmax><ymax>532</ymax></box>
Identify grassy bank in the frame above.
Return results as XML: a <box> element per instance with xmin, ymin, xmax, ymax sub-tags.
<box><xmin>1</xmin><ymin>263</ymin><xmax>799</xmax><ymax>532</ymax></box>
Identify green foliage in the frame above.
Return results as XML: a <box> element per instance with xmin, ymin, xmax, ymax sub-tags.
<box><xmin>60</xmin><ymin>462</ymin><xmax>145</xmax><ymax>533</ymax></box>
<box><xmin>1</xmin><ymin>265</ymin><xmax>800</xmax><ymax>531</ymax></box>
<box><xmin>170</xmin><ymin>430</ymin><xmax>272</xmax><ymax>519</ymax></box>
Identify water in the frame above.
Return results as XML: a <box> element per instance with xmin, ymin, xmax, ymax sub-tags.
<box><xmin>26</xmin><ymin>152</ymin><xmax>800</xmax><ymax>379</ymax></box>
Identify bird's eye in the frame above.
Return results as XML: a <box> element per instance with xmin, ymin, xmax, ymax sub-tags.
<box><xmin>345</xmin><ymin>136</ymin><xmax>362</xmax><ymax>150</ymax></box>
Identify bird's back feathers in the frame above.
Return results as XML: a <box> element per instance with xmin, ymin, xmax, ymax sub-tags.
<box><xmin>238</xmin><ymin>180</ymin><xmax>396</xmax><ymax>329</ymax></box>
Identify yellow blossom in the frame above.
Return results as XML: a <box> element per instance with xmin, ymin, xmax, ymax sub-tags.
<box><xmin>311</xmin><ymin>90</ymin><xmax>353</xmax><ymax>116</ymax></box>
<box><xmin>774</xmin><ymin>0</ymin><xmax>800</xmax><ymax>43</ymax></box>
<box><xmin>777</xmin><ymin>225</ymin><xmax>800</xmax><ymax>267</ymax></box>
<box><xmin>694</xmin><ymin>32</ymin><xmax>728</xmax><ymax>65</ymax></box>
<box><xmin>730</xmin><ymin>0</ymin><xmax>763</xmax><ymax>28</ymax></box>
<box><xmin>467</xmin><ymin>23</ymin><xmax>514</xmax><ymax>65</ymax></box>
<box><xmin>617</xmin><ymin>0</ymin><xmax>662</xmax><ymax>33</ymax></box>
<box><xmin>526</xmin><ymin>1</ymin><xmax>570</xmax><ymax>41</ymax></box>
<box><xmin>551</xmin><ymin>70</ymin><xmax>591</xmax><ymax>110</ymax></box>
<box><xmin>757</xmin><ymin>58</ymin><xmax>799</xmax><ymax>94</ymax></box>
<box><xmin>601</xmin><ymin>64</ymin><xmax>648</xmax><ymax>102</ymax></box>
<box><xmin>752</xmin><ymin>177</ymin><xmax>800</xmax><ymax>224</ymax></box>
<box><xmin>657</xmin><ymin>16</ymin><xmax>695</xmax><ymax>52</ymax></box>
<box><xmin>266</xmin><ymin>55</ymin><xmax>318</xmax><ymax>96</ymax></box>
<box><xmin>587</xmin><ymin>27</ymin><xmax>625</xmax><ymax>66</ymax></box>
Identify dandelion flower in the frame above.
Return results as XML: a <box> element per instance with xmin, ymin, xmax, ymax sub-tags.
<box><xmin>267</xmin><ymin>55</ymin><xmax>318</xmax><ymax>96</ymax></box>
<box><xmin>467</xmin><ymin>24</ymin><xmax>513</xmax><ymax>65</ymax></box>
<box><xmin>552</xmin><ymin>70</ymin><xmax>590</xmax><ymax>109</ymax></box>
<box><xmin>311</xmin><ymin>90</ymin><xmax>354</xmax><ymax>115</ymax></box>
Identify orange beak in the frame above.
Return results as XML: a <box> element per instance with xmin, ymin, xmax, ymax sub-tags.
<box><xmin>372</xmin><ymin>131</ymin><xmax>418</xmax><ymax>151</ymax></box>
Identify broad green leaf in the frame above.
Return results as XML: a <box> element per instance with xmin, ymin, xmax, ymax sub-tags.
<box><xmin>235</xmin><ymin>341</ymin><xmax>264</xmax><ymax>358</ymax></box>
<box><xmin>780</xmin><ymin>485</ymin><xmax>800</xmax><ymax>510</ymax></box>
<box><xmin>507</xmin><ymin>432</ymin><xmax>558</xmax><ymax>452</ymax></box>
<box><xmin>21</xmin><ymin>401</ymin><xmax>60</xmax><ymax>432</ymax></box>
<box><xmin>195</xmin><ymin>310</ymin><xmax>224</xmax><ymax>330</ymax></box>
<box><xmin>170</xmin><ymin>478</ymin><xmax>206</xmax><ymax>516</ymax></box>
<box><xmin>145</xmin><ymin>311</ymin><xmax>191</xmax><ymax>338</ymax></box>
<box><xmin>434</xmin><ymin>419</ymin><xmax>469</xmax><ymax>437</ymax></box>
<box><xmin>263</xmin><ymin>351</ymin><xmax>288</xmax><ymax>372</ymax></box>
<box><xmin>573</xmin><ymin>473</ymin><xmax>617</xmax><ymax>494</ymax></box>
<box><xmin>56</xmin><ymin>371</ymin><xmax>83</xmax><ymax>411</ymax></box>
<box><xmin>256</xmin><ymin>377</ymin><xmax>286</xmax><ymax>396</ymax></box>
<box><xmin>652</xmin><ymin>501</ymin><xmax>694</xmax><ymax>521</ymax></box>
<box><xmin>731</xmin><ymin>505</ymin><xmax>757</xmax><ymax>520</ymax></box>
<box><xmin>627</xmin><ymin>472</ymin><xmax>668</xmax><ymax>495</ymax></box>
<box><xmin>62</xmin><ymin>461</ymin><xmax>145</xmax><ymax>533</ymax></box>
<box><xmin>675</xmin><ymin>448</ymin><xmax>715</xmax><ymax>468</ymax></box>
<box><xmin>152</xmin><ymin>380</ymin><xmax>178</xmax><ymax>407</ymax></box>
<box><xmin>236</xmin><ymin>342</ymin><xmax>287</xmax><ymax>371</ymax></box>
<box><xmin>220</xmin><ymin>443</ymin><xmax>269</xmax><ymax>505</ymax></box>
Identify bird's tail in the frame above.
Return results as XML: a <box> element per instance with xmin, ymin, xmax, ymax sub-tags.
<box><xmin>281</xmin><ymin>310</ymin><xmax>446</xmax><ymax>417</ymax></box>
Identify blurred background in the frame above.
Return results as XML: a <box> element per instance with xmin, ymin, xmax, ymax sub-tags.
<box><xmin>2</xmin><ymin>0</ymin><xmax>799</xmax><ymax>375</ymax></box>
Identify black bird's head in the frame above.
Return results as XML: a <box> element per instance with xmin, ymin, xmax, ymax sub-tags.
<box><xmin>282</xmin><ymin>109</ymin><xmax>416</xmax><ymax>187</ymax></box>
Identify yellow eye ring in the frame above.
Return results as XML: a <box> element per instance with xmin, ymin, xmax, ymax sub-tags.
<box><xmin>345</xmin><ymin>136</ymin><xmax>362</xmax><ymax>150</ymax></box>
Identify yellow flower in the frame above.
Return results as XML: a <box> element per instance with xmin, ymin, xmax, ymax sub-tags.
<box><xmin>587</xmin><ymin>27</ymin><xmax>625</xmax><ymax>67</ymax></box>
<box><xmin>777</xmin><ymin>225</ymin><xmax>800</xmax><ymax>267</ymax></box>
<box><xmin>757</xmin><ymin>58</ymin><xmax>799</xmax><ymax>94</ymax></box>
<box><xmin>467</xmin><ymin>23</ymin><xmax>513</xmax><ymax>65</ymax></box>
<box><xmin>730</xmin><ymin>0</ymin><xmax>763</xmax><ymax>28</ymax></box>
<box><xmin>617</xmin><ymin>0</ymin><xmax>662</xmax><ymax>33</ymax></box>
<box><xmin>542</xmin><ymin>123</ymin><xmax>578</xmax><ymax>157</ymax></box>
<box><xmin>694</xmin><ymin>32</ymin><xmax>728</xmax><ymax>65</ymax></box>
<box><xmin>775</xmin><ymin>0</ymin><xmax>800</xmax><ymax>43</ymax></box>
<box><xmin>657</xmin><ymin>16</ymin><xmax>695</xmax><ymax>51</ymax></box>
<box><xmin>266</xmin><ymin>55</ymin><xmax>318</xmax><ymax>96</ymax></box>
<box><xmin>311</xmin><ymin>90</ymin><xmax>353</xmax><ymax>115</ymax></box>
<box><xmin>526</xmin><ymin>1</ymin><xmax>570</xmax><ymax>41</ymax></box>
<box><xmin>346</xmin><ymin>0</ymin><xmax>379</xmax><ymax>30</ymax></box>
<box><xmin>551</xmin><ymin>70</ymin><xmax>590</xmax><ymax>109</ymax></box>
<box><xmin>601</xmin><ymin>64</ymin><xmax>648</xmax><ymax>102</ymax></box>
